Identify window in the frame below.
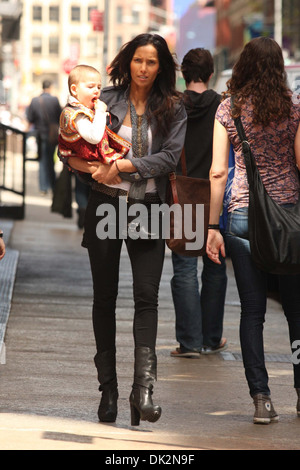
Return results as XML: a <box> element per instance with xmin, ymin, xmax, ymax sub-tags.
<box><xmin>116</xmin><ymin>6</ymin><xmax>122</xmax><ymax>24</ymax></box>
<box><xmin>49</xmin><ymin>36</ymin><xmax>59</xmax><ymax>55</ymax></box>
<box><xmin>32</xmin><ymin>5</ymin><xmax>42</xmax><ymax>21</ymax></box>
<box><xmin>70</xmin><ymin>37</ymin><xmax>80</xmax><ymax>59</ymax></box>
<box><xmin>33</xmin><ymin>73</ymin><xmax>58</xmax><ymax>89</ymax></box>
<box><xmin>32</xmin><ymin>36</ymin><xmax>42</xmax><ymax>55</ymax></box>
<box><xmin>88</xmin><ymin>6</ymin><xmax>97</xmax><ymax>21</ymax></box>
<box><xmin>49</xmin><ymin>6</ymin><xmax>59</xmax><ymax>22</ymax></box>
<box><xmin>132</xmin><ymin>10</ymin><xmax>140</xmax><ymax>25</ymax></box>
<box><xmin>86</xmin><ymin>37</ymin><xmax>98</xmax><ymax>57</ymax></box>
<box><xmin>71</xmin><ymin>6</ymin><xmax>80</xmax><ymax>21</ymax></box>
<box><xmin>116</xmin><ymin>36</ymin><xmax>123</xmax><ymax>52</ymax></box>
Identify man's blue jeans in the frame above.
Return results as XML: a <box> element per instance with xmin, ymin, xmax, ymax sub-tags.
<box><xmin>171</xmin><ymin>252</ymin><xmax>227</xmax><ymax>352</ymax></box>
<box><xmin>39</xmin><ymin>138</ymin><xmax>56</xmax><ymax>192</ymax></box>
<box><xmin>225</xmin><ymin>208</ymin><xmax>300</xmax><ymax>397</ymax></box>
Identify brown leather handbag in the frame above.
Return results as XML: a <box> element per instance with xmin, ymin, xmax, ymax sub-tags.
<box><xmin>165</xmin><ymin>149</ymin><xmax>210</xmax><ymax>257</ymax></box>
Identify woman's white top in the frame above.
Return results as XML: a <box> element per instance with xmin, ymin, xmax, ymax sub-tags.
<box><xmin>108</xmin><ymin>124</ymin><xmax>157</xmax><ymax>193</ymax></box>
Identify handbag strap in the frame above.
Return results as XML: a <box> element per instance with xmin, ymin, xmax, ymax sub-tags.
<box><xmin>169</xmin><ymin>172</ymin><xmax>179</xmax><ymax>204</ymax></box>
<box><xmin>231</xmin><ymin>98</ymin><xmax>256</xmax><ymax>188</ymax></box>
<box><xmin>180</xmin><ymin>148</ymin><xmax>187</xmax><ymax>176</ymax></box>
<box><xmin>168</xmin><ymin>147</ymin><xmax>187</xmax><ymax>204</ymax></box>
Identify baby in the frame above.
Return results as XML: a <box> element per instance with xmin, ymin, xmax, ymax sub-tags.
<box><xmin>58</xmin><ymin>64</ymin><xmax>131</xmax><ymax>164</ymax></box>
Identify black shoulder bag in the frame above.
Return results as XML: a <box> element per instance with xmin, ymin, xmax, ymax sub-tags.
<box><xmin>234</xmin><ymin>115</ymin><xmax>300</xmax><ymax>275</ymax></box>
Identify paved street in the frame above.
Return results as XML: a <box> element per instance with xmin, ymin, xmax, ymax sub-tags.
<box><xmin>0</xmin><ymin>161</ymin><xmax>299</xmax><ymax>451</ymax></box>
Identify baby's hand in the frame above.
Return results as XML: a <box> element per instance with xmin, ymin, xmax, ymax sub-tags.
<box><xmin>94</xmin><ymin>100</ymin><xmax>107</xmax><ymax>113</ymax></box>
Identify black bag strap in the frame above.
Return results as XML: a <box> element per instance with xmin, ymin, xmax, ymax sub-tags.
<box><xmin>231</xmin><ymin>97</ymin><xmax>256</xmax><ymax>188</ymax></box>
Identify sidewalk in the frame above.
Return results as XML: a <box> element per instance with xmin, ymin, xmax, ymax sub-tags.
<box><xmin>0</xmin><ymin>161</ymin><xmax>299</xmax><ymax>450</ymax></box>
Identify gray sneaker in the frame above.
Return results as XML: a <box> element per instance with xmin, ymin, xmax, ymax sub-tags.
<box><xmin>253</xmin><ymin>394</ymin><xmax>279</xmax><ymax>424</ymax></box>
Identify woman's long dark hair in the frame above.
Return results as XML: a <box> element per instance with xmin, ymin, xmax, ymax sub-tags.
<box><xmin>108</xmin><ymin>33</ymin><xmax>180</xmax><ymax>136</ymax></box>
<box><xmin>227</xmin><ymin>37</ymin><xmax>292</xmax><ymax>126</ymax></box>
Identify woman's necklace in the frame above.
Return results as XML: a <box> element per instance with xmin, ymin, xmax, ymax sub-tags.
<box><xmin>129</xmin><ymin>101</ymin><xmax>148</xmax><ymax>159</ymax></box>
<box><xmin>128</xmin><ymin>101</ymin><xmax>149</xmax><ymax>201</ymax></box>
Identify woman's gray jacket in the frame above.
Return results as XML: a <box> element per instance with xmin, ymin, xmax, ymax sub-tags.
<box><xmin>102</xmin><ymin>86</ymin><xmax>187</xmax><ymax>202</ymax></box>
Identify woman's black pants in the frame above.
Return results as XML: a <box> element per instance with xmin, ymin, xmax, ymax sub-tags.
<box><xmin>83</xmin><ymin>191</ymin><xmax>165</xmax><ymax>354</ymax></box>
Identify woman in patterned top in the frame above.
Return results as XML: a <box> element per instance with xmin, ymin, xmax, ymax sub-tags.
<box><xmin>207</xmin><ymin>37</ymin><xmax>300</xmax><ymax>424</ymax></box>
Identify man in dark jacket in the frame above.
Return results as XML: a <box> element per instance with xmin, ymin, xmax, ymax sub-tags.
<box><xmin>170</xmin><ymin>48</ymin><xmax>228</xmax><ymax>357</ymax></box>
<box><xmin>27</xmin><ymin>80</ymin><xmax>61</xmax><ymax>194</ymax></box>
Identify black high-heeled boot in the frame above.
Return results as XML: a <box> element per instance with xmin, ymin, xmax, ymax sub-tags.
<box><xmin>94</xmin><ymin>349</ymin><xmax>118</xmax><ymax>422</ymax></box>
<box><xmin>129</xmin><ymin>347</ymin><xmax>162</xmax><ymax>426</ymax></box>
<box><xmin>98</xmin><ymin>384</ymin><xmax>118</xmax><ymax>422</ymax></box>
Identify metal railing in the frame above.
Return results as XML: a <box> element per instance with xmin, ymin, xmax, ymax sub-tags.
<box><xmin>0</xmin><ymin>122</ymin><xmax>29</xmax><ymax>219</ymax></box>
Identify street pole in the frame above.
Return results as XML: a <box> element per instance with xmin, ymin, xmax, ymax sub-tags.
<box><xmin>102</xmin><ymin>0</ymin><xmax>109</xmax><ymax>87</ymax></box>
<box><xmin>274</xmin><ymin>0</ymin><xmax>282</xmax><ymax>47</ymax></box>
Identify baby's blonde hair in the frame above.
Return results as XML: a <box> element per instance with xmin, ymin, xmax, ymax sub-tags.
<box><xmin>68</xmin><ymin>64</ymin><xmax>101</xmax><ymax>95</ymax></box>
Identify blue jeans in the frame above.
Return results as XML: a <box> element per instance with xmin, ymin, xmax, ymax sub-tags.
<box><xmin>39</xmin><ymin>138</ymin><xmax>56</xmax><ymax>192</ymax></box>
<box><xmin>171</xmin><ymin>252</ymin><xmax>227</xmax><ymax>352</ymax></box>
<box><xmin>225</xmin><ymin>208</ymin><xmax>300</xmax><ymax>396</ymax></box>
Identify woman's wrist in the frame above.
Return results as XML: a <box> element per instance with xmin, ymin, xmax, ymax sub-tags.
<box><xmin>114</xmin><ymin>160</ymin><xmax>120</xmax><ymax>173</ymax></box>
<box><xmin>208</xmin><ymin>224</ymin><xmax>220</xmax><ymax>230</ymax></box>
<box><xmin>113</xmin><ymin>158</ymin><xmax>136</xmax><ymax>174</ymax></box>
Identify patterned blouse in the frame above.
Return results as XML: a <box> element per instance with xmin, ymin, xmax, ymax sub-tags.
<box><xmin>216</xmin><ymin>96</ymin><xmax>300</xmax><ymax>212</ymax></box>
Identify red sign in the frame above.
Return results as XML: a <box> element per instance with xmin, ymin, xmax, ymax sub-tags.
<box><xmin>90</xmin><ymin>9</ymin><xmax>103</xmax><ymax>32</ymax></box>
<box><xmin>63</xmin><ymin>58</ymin><xmax>78</xmax><ymax>74</ymax></box>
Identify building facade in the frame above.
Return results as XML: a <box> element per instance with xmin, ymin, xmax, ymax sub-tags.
<box><xmin>0</xmin><ymin>0</ymin><xmax>174</xmax><ymax>114</ymax></box>
<box><xmin>20</xmin><ymin>0</ymin><xmax>153</xmax><ymax>107</ymax></box>
<box><xmin>215</xmin><ymin>0</ymin><xmax>300</xmax><ymax>71</ymax></box>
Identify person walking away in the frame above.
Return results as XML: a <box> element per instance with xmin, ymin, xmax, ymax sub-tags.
<box><xmin>170</xmin><ymin>48</ymin><xmax>227</xmax><ymax>359</ymax></box>
<box><xmin>26</xmin><ymin>80</ymin><xmax>61</xmax><ymax>194</ymax></box>
<box><xmin>59</xmin><ymin>33</ymin><xmax>187</xmax><ymax>426</ymax></box>
<box><xmin>207</xmin><ymin>36</ymin><xmax>300</xmax><ymax>424</ymax></box>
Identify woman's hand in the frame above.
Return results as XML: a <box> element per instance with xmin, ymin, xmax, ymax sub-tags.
<box><xmin>206</xmin><ymin>229</ymin><xmax>226</xmax><ymax>264</ymax></box>
<box><xmin>67</xmin><ymin>157</ymin><xmax>122</xmax><ymax>184</ymax></box>
<box><xmin>68</xmin><ymin>157</ymin><xmax>101</xmax><ymax>174</ymax></box>
<box><xmin>89</xmin><ymin>161</ymin><xmax>122</xmax><ymax>185</ymax></box>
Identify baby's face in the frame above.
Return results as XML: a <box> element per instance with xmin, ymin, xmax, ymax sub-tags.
<box><xmin>72</xmin><ymin>72</ymin><xmax>101</xmax><ymax>109</ymax></box>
